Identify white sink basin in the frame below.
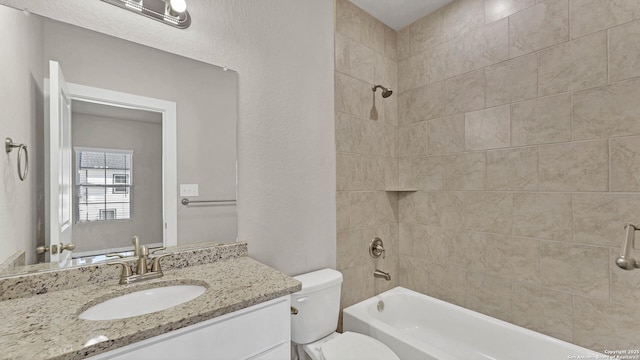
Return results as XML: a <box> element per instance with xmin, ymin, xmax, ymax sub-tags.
<box><xmin>79</xmin><ymin>285</ymin><xmax>207</xmax><ymax>321</ymax></box>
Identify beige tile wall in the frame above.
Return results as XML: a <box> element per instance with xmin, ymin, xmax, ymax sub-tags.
<box><xmin>336</xmin><ymin>0</ymin><xmax>640</xmax><ymax>351</ymax></box>
<box><xmin>335</xmin><ymin>0</ymin><xmax>400</xmax><ymax>317</ymax></box>
<box><xmin>394</xmin><ymin>0</ymin><xmax>640</xmax><ymax>352</ymax></box>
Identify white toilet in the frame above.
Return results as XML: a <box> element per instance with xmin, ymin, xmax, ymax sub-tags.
<box><xmin>291</xmin><ymin>269</ymin><xmax>400</xmax><ymax>360</ymax></box>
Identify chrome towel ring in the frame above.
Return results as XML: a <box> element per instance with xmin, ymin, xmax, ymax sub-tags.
<box><xmin>5</xmin><ymin>137</ymin><xmax>28</xmax><ymax>181</ymax></box>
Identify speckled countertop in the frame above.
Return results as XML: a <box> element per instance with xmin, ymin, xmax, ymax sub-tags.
<box><xmin>0</xmin><ymin>256</ymin><xmax>301</xmax><ymax>360</ymax></box>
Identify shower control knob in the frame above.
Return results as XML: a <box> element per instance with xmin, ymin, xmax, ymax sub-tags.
<box><xmin>369</xmin><ymin>237</ymin><xmax>386</xmax><ymax>259</ymax></box>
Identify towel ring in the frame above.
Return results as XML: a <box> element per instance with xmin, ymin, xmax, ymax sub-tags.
<box><xmin>5</xmin><ymin>138</ymin><xmax>28</xmax><ymax>181</ymax></box>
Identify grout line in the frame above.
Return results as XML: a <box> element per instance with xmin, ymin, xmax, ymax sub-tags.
<box><xmin>537</xmin><ymin>238</ymin><xmax>542</xmax><ymax>288</ymax></box>
<box><xmin>537</xmin><ymin>146</ymin><xmax>541</xmax><ymax>192</ymax></box>
<box><xmin>483</xmin><ymin>150</ymin><xmax>488</xmax><ymax>191</ymax></box>
<box><xmin>568</xmin><ymin>0</ymin><xmax>572</xmax><ymax>40</ymax></box>
<box><xmin>608</xmin><ymin>248</ymin><xmax>613</xmax><ymax>304</ymax></box>
<box><xmin>538</xmin><ymin>283</ymin><xmax>592</xmax><ymax>298</ymax></box>
<box><xmin>608</xmin><ymin>139</ymin><xmax>612</xmax><ymax>192</ymax></box>
<box><xmin>348</xmin><ymin>188</ymin><xmax>640</xmax><ymax>196</ymax></box>
<box><xmin>510</xmin><ymin>279</ymin><xmax>514</xmax><ymax>321</ymax></box>
<box><xmin>507</xmin><ymin>9</ymin><xmax>512</xmax><ymax>59</ymax></box>
<box><xmin>536</xmin><ymin>50</ymin><xmax>540</xmax><ymax>98</ymax></box>
<box><xmin>570</xmin><ymin>193</ymin><xmax>575</xmax><ymax>244</ymax></box>
<box><xmin>463</xmin><ymin>269</ymin><xmax>468</xmax><ymax>308</ymax></box>
<box><xmin>606</xmin><ymin>28</ymin><xmax>610</xmax><ymax>85</ymax></box>
<box><xmin>571</xmin><ymin>294</ymin><xmax>575</xmax><ymax>343</ymax></box>
<box><xmin>570</xmin><ymin>87</ymin><xmax>574</xmax><ymax>142</ymax></box>
<box><xmin>481</xmin><ymin>0</ymin><xmax>487</xmax><ymax>26</ymax></box>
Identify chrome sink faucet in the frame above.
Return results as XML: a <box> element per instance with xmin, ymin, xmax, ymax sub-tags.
<box><xmin>108</xmin><ymin>236</ymin><xmax>171</xmax><ymax>285</ymax></box>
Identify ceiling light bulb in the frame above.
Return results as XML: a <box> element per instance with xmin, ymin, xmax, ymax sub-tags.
<box><xmin>169</xmin><ymin>0</ymin><xmax>187</xmax><ymax>14</ymax></box>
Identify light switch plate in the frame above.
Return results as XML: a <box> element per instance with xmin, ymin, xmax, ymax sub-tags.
<box><xmin>180</xmin><ymin>184</ymin><xmax>199</xmax><ymax>197</ymax></box>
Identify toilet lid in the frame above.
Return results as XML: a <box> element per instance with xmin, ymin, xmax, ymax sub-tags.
<box><xmin>320</xmin><ymin>332</ymin><xmax>400</xmax><ymax>360</ymax></box>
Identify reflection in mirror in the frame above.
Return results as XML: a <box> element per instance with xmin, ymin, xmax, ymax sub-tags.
<box><xmin>71</xmin><ymin>101</ymin><xmax>163</xmax><ymax>258</ymax></box>
<box><xmin>0</xmin><ymin>4</ymin><xmax>238</xmax><ymax>277</ymax></box>
<box><xmin>45</xmin><ymin>72</ymin><xmax>180</xmax><ymax>265</ymax></box>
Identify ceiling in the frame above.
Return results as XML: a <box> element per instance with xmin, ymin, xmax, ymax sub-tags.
<box><xmin>72</xmin><ymin>101</ymin><xmax>162</xmax><ymax>124</ymax></box>
<box><xmin>349</xmin><ymin>0</ymin><xmax>454</xmax><ymax>30</ymax></box>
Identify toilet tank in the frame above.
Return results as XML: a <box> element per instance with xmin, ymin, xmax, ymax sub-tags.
<box><xmin>291</xmin><ymin>269</ymin><xmax>343</xmax><ymax>344</ymax></box>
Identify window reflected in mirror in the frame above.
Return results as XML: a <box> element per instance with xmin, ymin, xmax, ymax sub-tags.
<box><xmin>75</xmin><ymin>148</ymin><xmax>133</xmax><ymax>223</ymax></box>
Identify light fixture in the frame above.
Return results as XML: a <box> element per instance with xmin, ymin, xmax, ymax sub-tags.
<box><xmin>101</xmin><ymin>0</ymin><xmax>191</xmax><ymax>29</ymax></box>
<box><xmin>169</xmin><ymin>0</ymin><xmax>187</xmax><ymax>14</ymax></box>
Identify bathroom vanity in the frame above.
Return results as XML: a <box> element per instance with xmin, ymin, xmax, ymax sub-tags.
<box><xmin>0</xmin><ymin>243</ymin><xmax>301</xmax><ymax>360</ymax></box>
<box><xmin>87</xmin><ymin>296</ymin><xmax>291</xmax><ymax>360</ymax></box>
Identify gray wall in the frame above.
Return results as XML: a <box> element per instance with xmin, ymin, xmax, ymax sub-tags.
<box><xmin>0</xmin><ymin>5</ymin><xmax>43</xmax><ymax>265</ymax></box>
<box><xmin>71</xmin><ymin>112</ymin><xmax>163</xmax><ymax>252</ymax></box>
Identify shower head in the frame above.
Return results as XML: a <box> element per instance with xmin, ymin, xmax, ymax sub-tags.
<box><xmin>372</xmin><ymin>84</ymin><xmax>393</xmax><ymax>98</ymax></box>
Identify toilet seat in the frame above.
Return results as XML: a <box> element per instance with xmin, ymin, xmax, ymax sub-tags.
<box><xmin>304</xmin><ymin>332</ymin><xmax>400</xmax><ymax>360</ymax></box>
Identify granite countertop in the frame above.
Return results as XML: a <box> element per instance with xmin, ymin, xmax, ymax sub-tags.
<box><xmin>0</xmin><ymin>256</ymin><xmax>301</xmax><ymax>360</ymax></box>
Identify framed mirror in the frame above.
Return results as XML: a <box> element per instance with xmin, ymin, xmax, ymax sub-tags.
<box><xmin>0</xmin><ymin>4</ymin><xmax>238</xmax><ymax>275</ymax></box>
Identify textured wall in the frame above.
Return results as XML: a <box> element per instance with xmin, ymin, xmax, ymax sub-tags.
<box><xmin>335</xmin><ymin>0</ymin><xmax>399</xmax><ymax>312</ymax></box>
<box><xmin>395</xmin><ymin>0</ymin><xmax>640</xmax><ymax>352</ymax></box>
<box><xmin>0</xmin><ymin>0</ymin><xmax>336</xmax><ymax>275</ymax></box>
<box><xmin>0</xmin><ymin>5</ymin><xmax>43</xmax><ymax>265</ymax></box>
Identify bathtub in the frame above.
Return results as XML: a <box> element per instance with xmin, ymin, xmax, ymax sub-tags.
<box><xmin>343</xmin><ymin>287</ymin><xmax>605</xmax><ymax>360</ymax></box>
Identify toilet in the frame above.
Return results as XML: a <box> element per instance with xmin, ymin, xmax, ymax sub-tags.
<box><xmin>291</xmin><ymin>269</ymin><xmax>400</xmax><ymax>360</ymax></box>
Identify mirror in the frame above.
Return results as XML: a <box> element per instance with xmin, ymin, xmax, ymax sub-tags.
<box><xmin>0</xmin><ymin>4</ymin><xmax>238</xmax><ymax>276</ymax></box>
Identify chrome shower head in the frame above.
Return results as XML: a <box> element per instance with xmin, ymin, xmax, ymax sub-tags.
<box><xmin>372</xmin><ymin>84</ymin><xmax>393</xmax><ymax>98</ymax></box>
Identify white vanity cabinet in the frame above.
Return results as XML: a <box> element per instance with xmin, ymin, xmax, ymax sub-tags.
<box><xmin>87</xmin><ymin>296</ymin><xmax>291</xmax><ymax>360</ymax></box>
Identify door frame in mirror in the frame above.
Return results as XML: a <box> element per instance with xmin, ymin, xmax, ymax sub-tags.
<box><xmin>52</xmin><ymin>81</ymin><xmax>178</xmax><ymax>250</ymax></box>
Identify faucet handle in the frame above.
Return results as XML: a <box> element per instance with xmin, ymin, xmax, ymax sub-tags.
<box><xmin>151</xmin><ymin>247</ymin><xmax>167</xmax><ymax>255</ymax></box>
<box><xmin>369</xmin><ymin>237</ymin><xmax>386</xmax><ymax>259</ymax></box>
<box><xmin>150</xmin><ymin>253</ymin><xmax>171</xmax><ymax>273</ymax></box>
<box><xmin>108</xmin><ymin>262</ymin><xmax>133</xmax><ymax>277</ymax></box>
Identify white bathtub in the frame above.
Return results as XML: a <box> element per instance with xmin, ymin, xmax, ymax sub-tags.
<box><xmin>343</xmin><ymin>287</ymin><xmax>605</xmax><ymax>360</ymax></box>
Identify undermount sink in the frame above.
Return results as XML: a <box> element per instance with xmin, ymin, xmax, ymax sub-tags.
<box><xmin>79</xmin><ymin>285</ymin><xmax>207</xmax><ymax>321</ymax></box>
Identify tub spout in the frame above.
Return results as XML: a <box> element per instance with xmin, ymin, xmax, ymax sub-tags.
<box><xmin>374</xmin><ymin>269</ymin><xmax>391</xmax><ymax>281</ymax></box>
